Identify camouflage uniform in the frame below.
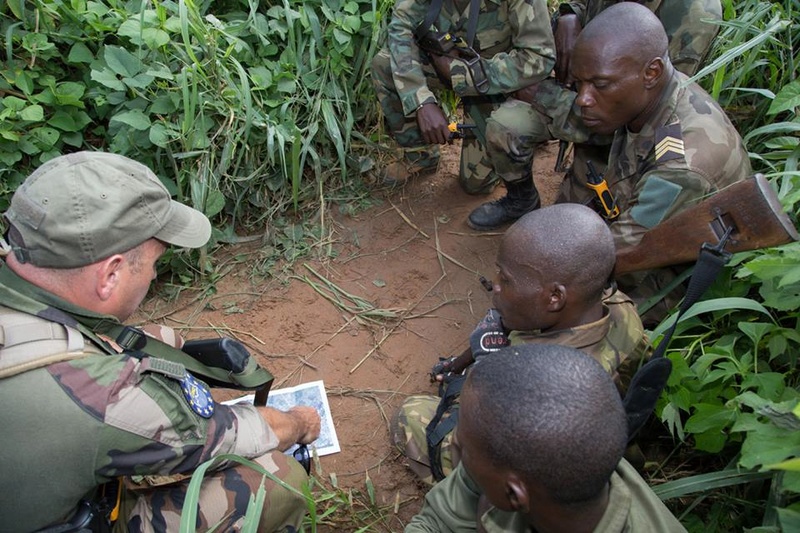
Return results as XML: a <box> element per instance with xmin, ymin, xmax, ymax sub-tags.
<box><xmin>0</xmin><ymin>263</ymin><xmax>307</xmax><ymax>532</ymax></box>
<box><xmin>487</xmin><ymin>0</ymin><xmax>723</xmax><ymax>192</ymax></box>
<box><xmin>392</xmin><ymin>290</ymin><xmax>648</xmax><ymax>485</ymax></box>
<box><xmin>404</xmin><ymin>459</ymin><xmax>687</xmax><ymax>532</ymax></box>
<box><xmin>586</xmin><ymin>71</ymin><xmax>750</xmax><ymax>320</ymax></box>
<box><xmin>371</xmin><ymin>0</ymin><xmax>555</xmax><ymax>193</ymax></box>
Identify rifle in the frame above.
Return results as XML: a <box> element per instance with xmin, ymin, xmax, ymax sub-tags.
<box><xmin>615</xmin><ymin>174</ymin><xmax>799</xmax><ymax>276</ymax></box>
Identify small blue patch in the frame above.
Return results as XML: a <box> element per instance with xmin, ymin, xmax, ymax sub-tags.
<box><xmin>180</xmin><ymin>372</ymin><xmax>215</xmax><ymax>418</ymax></box>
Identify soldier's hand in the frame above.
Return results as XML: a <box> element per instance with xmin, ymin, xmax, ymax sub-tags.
<box><xmin>416</xmin><ymin>103</ymin><xmax>451</xmax><ymax>145</ymax></box>
<box><xmin>259</xmin><ymin>405</ymin><xmax>321</xmax><ymax>450</ymax></box>
<box><xmin>554</xmin><ymin>13</ymin><xmax>581</xmax><ymax>84</ymax></box>
<box><xmin>288</xmin><ymin>406</ymin><xmax>321</xmax><ymax>444</ymax></box>
<box><xmin>469</xmin><ymin>308</ymin><xmax>509</xmax><ymax>360</ymax></box>
<box><xmin>430</xmin><ymin>355</ymin><xmax>458</xmax><ymax>382</ymax></box>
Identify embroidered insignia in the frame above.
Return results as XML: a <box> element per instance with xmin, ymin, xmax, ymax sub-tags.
<box><xmin>654</xmin><ymin>123</ymin><xmax>685</xmax><ymax>162</ymax></box>
<box><xmin>180</xmin><ymin>372</ymin><xmax>215</xmax><ymax>418</ymax></box>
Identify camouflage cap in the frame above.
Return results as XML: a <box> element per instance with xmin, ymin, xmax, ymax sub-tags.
<box><xmin>4</xmin><ymin>151</ymin><xmax>211</xmax><ymax>268</ymax></box>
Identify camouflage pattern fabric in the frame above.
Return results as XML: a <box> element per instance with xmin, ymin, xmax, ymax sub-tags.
<box><xmin>372</xmin><ymin>0</ymin><xmax>555</xmax><ymax>193</ymax></box>
<box><xmin>392</xmin><ymin>395</ymin><xmax>462</xmax><ymax>486</ymax></box>
<box><xmin>0</xmin><ymin>264</ymin><xmax>308</xmax><ymax>532</ymax></box>
<box><xmin>124</xmin><ymin>451</ymin><xmax>307</xmax><ymax>532</ymax></box>
<box><xmin>392</xmin><ymin>289</ymin><xmax>648</xmax><ymax>485</ymax></box>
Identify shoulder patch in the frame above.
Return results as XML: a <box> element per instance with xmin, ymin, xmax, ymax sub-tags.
<box><xmin>180</xmin><ymin>372</ymin><xmax>215</xmax><ymax>419</ymax></box>
<box><xmin>654</xmin><ymin>122</ymin><xmax>685</xmax><ymax>163</ymax></box>
<box><xmin>630</xmin><ymin>176</ymin><xmax>683</xmax><ymax>229</ymax></box>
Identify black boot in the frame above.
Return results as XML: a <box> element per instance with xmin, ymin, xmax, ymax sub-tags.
<box><xmin>467</xmin><ymin>177</ymin><xmax>540</xmax><ymax>231</ymax></box>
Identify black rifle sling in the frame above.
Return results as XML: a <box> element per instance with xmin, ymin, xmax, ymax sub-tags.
<box><xmin>624</xmin><ymin>239</ymin><xmax>732</xmax><ymax>441</ymax></box>
<box><xmin>415</xmin><ymin>0</ymin><xmax>445</xmax><ymax>41</ymax></box>
<box><xmin>415</xmin><ymin>0</ymin><xmax>481</xmax><ymax>48</ymax></box>
<box><xmin>466</xmin><ymin>0</ymin><xmax>480</xmax><ymax>48</ymax></box>
<box><xmin>425</xmin><ymin>374</ymin><xmax>466</xmax><ymax>481</ymax></box>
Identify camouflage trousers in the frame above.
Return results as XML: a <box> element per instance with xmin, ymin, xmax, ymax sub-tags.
<box><xmin>372</xmin><ymin>47</ymin><xmax>540</xmax><ymax>194</ymax></box>
<box><xmin>391</xmin><ymin>394</ymin><xmax>461</xmax><ymax>487</ymax></box>
<box><xmin>122</xmin><ymin>450</ymin><xmax>308</xmax><ymax>532</ymax></box>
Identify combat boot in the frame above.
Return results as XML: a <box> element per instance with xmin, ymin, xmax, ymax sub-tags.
<box><xmin>467</xmin><ymin>177</ymin><xmax>540</xmax><ymax>231</ymax></box>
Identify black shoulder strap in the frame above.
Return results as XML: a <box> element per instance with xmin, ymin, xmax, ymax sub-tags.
<box><xmin>415</xmin><ymin>0</ymin><xmax>445</xmax><ymax>40</ymax></box>
<box><xmin>466</xmin><ymin>0</ymin><xmax>480</xmax><ymax>48</ymax></box>
<box><xmin>624</xmin><ymin>233</ymin><xmax>733</xmax><ymax>441</ymax></box>
<box><xmin>425</xmin><ymin>375</ymin><xmax>466</xmax><ymax>481</ymax></box>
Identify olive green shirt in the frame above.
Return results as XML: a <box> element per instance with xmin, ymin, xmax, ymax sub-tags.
<box><xmin>405</xmin><ymin>459</ymin><xmax>687</xmax><ymax>532</ymax></box>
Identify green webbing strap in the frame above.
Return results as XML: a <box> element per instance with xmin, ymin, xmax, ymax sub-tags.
<box><xmin>92</xmin><ymin>321</ymin><xmax>273</xmax><ymax>391</ymax></box>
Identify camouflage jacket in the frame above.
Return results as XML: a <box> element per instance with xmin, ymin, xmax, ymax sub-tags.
<box><xmin>560</xmin><ymin>0</ymin><xmax>722</xmax><ymax>76</ymax></box>
<box><xmin>0</xmin><ymin>263</ymin><xmax>278</xmax><ymax>532</ymax></box>
<box><xmin>405</xmin><ymin>459</ymin><xmax>687</xmax><ymax>532</ymax></box>
<box><xmin>508</xmin><ymin>289</ymin><xmax>649</xmax><ymax>392</ymax></box>
<box><xmin>606</xmin><ymin>71</ymin><xmax>752</xmax><ymax>249</ymax></box>
<box><xmin>387</xmin><ymin>0</ymin><xmax>556</xmax><ymax>115</ymax></box>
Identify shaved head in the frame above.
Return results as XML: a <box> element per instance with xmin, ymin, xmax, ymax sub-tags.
<box><xmin>577</xmin><ymin>2</ymin><xmax>668</xmax><ymax>68</ymax></box>
<box><xmin>570</xmin><ymin>2</ymin><xmax>674</xmax><ymax>135</ymax></box>
<box><xmin>502</xmin><ymin>203</ymin><xmax>615</xmax><ymax>302</ymax></box>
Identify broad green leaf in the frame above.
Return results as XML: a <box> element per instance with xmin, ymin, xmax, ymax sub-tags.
<box><xmin>122</xmin><ymin>72</ymin><xmax>155</xmax><ymax>89</ymax></box>
<box><xmin>91</xmin><ymin>68</ymin><xmax>126</xmax><ymax>91</ymax></box>
<box><xmin>104</xmin><ymin>45</ymin><xmax>142</xmax><ymax>77</ymax></box>
<box><xmin>204</xmin><ymin>190</ymin><xmax>226</xmax><ymax>218</ymax></box>
<box><xmin>49</xmin><ymin>111</ymin><xmax>79</xmax><ymax>132</ymax></box>
<box><xmin>142</xmin><ymin>28</ymin><xmax>171</xmax><ymax>49</ymax></box>
<box><xmin>110</xmin><ymin>109</ymin><xmax>151</xmax><ymax>130</ymax></box>
<box><xmin>67</xmin><ymin>42</ymin><xmax>94</xmax><ymax>63</ymax></box>
<box><xmin>52</xmin><ymin>82</ymin><xmax>86</xmax><ymax>107</ymax></box>
<box><xmin>651</xmin><ymin>297</ymin><xmax>773</xmax><ymax>339</ymax></box>
<box><xmin>777</xmin><ymin>508</ymin><xmax>800</xmax><ymax>531</ymax></box>
<box><xmin>1</xmin><ymin>96</ymin><xmax>25</xmax><ymax>111</ymax></box>
<box><xmin>149</xmin><ymin>123</ymin><xmax>171</xmax><ymax>147</ymax></box>
<box><xmin>782</xmin><ymin>471</ymin><xmax>800</xmax><ymax>492</ymax></box>
<box><xmin>685</xmin><ymin>403</ymin><xmax>735</xmax><ymax>433</ymax></box>
<box><xmin>18</xmin><ymin>104</ymin><xmax>43</xmax><ymax>122</ymax></box>
<box><xmin>740</xmin><ymin>424</ymin><xmax>800</xmax><ymax>469</ymax></box>
<box><xmin>768</xmin><ymin>80</ymin><xmax>800</xmax><ymax>116</ymax></box>
<box><xmin>61</xmin><ymin>132</ymin><xmax>83</xmax><ymax>148</ymax></box>
<box><xmin>29</xmin><ymin>127</ymin><xmax>59</xmax><ymax>148</ymax></box>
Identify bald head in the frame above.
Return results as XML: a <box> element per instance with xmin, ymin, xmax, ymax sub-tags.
<box><xmin>577</xmin><ymin>3</ymin><xmax>668</xmax><ymax>67</ymax></box>
<box><xmin>569</xmin><ymin>2</ymin><xmax>673</xmax><ymax>135</ymax></box>
<box><xmin>502</xmin><ymin>203</ymin><xmax>615</xmax><ymax>302</ymax></box>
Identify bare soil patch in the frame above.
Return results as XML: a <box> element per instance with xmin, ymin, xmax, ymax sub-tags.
<box><xmin>136</xmin><ymin>141</ymin><xmax>565</xmax><ymax>531</ymax></box>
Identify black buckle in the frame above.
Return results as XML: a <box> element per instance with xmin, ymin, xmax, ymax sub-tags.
<box><xmin>115</xmin><ymin>326</ymin><xmax>147</xmax><ymax>351</ymax></box>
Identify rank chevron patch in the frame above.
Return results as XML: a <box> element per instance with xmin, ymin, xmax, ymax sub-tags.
<box><xmin>654</xmin><ymin>123</ymin><xmax>685</xmax><ymax>162</ymax></box>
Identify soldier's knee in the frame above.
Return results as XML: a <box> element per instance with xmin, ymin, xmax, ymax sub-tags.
<box><xmin>253</xmin><ymin>451</ymin><xmax>310</xmax><ymax>532</ymax></box>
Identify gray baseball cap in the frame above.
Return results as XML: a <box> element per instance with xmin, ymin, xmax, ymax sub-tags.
<box><xmin>4</xmin><ymin>151</ymin><xmax>212</xmax><ymax>268</ymax></box>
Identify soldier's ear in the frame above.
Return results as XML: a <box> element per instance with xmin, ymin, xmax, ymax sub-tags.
<box><xmin>546</xmin><ymin>282</ymin><xmax>567</xmax><ymax>312</ymax></box>
<box><xmin>506</xmin><ymin>473</ymin><xmax>530</xmax><ymax>513</ymax></box>
<box><xmin>643</xmin><ymin>57</ymin><xmax>665</xmax><ymax>89</ymax></box>
<box><xmin>95</xmin><ymin>254</ymin><xmax>125</xmax><ymax>301</ymax></box>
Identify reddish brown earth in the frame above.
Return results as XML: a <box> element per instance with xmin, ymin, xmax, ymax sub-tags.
<box><xmin>135</xmin><ymin>141</ymin><xmax>565</xmax><ymax>532</ymax></box>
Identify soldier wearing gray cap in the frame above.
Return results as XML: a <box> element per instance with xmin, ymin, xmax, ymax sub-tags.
<box><xmin>0</xmin><ymin>152</ymin><xmax>320</xmax><ymax>532</ymax></box>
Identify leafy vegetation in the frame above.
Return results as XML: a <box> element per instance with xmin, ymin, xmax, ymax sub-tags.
<box><xmin>650</xmin><ymin>0</ymin><xmax>800</xmax><ymax>530</ymax></box>
<box><xmin>0</xmin><ymin>0</ymin><xmax>391</xmax><ymax>276</ymax></box>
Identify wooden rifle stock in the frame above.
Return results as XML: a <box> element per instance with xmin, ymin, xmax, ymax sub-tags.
<box><xmin>615</xmin><ymin>174</ymin><xmax>799</xmax><ymax>276</ymax></box>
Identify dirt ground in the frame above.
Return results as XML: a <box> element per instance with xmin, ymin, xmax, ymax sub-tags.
<box><xmin>136</xmin><ymin>141</ymin><xmax>566</xmax><ymax>532</ymax></box>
